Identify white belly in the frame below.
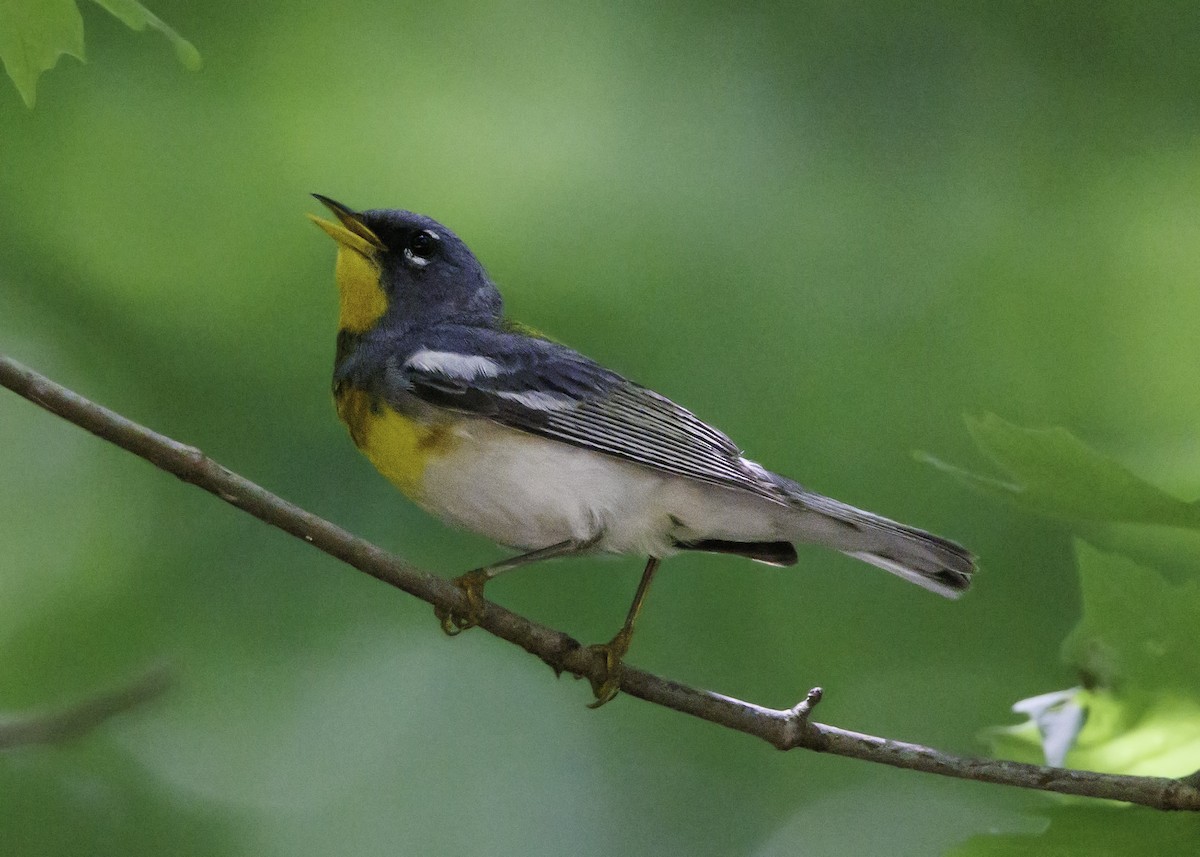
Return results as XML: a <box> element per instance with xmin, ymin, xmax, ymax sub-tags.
<box><xmin>417</xmin><ymin>419</ymin><xmax>782</xmax><ymax>556</ymax></box>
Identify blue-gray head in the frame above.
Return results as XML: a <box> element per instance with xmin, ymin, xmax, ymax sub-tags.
<box><xmin>310</xmin><ymin>195</ymin><xmax>501</xmax><ymax>333</ymax></box>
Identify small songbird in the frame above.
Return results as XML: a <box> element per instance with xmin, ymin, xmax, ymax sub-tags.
<box><xmin>310</xmin><ymin>195</ymin><xmax>974</xmax><ymax>705</ymax></box>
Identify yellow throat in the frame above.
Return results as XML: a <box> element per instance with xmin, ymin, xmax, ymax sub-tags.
<box><xmin>308</xmin><ymin>203</ymin><xmax>389</xmax><ymax>334</ymax></box>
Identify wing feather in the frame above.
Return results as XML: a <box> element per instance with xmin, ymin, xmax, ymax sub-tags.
<box><xmin>386</xmin><ymin>326</ymin><xmax>786</xmax><ymax>504</ymax></box>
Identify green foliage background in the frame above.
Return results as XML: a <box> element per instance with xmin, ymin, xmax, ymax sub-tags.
<box><xmin>2</xmin><ymin>1</ymin><xmax>1199</xmax><ymax>853</ymax></box>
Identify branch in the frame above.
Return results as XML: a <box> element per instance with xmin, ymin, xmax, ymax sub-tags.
<box><xmin>0</xmin><ymin>664</ymin><xmax>171</xmax><ymax>749</ymax></box>
<box><xmin>2</xmin><ymin>353</ymin><xmax>1198</xmax><ymax>812</ymax></box>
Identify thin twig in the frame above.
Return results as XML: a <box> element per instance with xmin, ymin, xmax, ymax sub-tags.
<box><xmin>2</xmin><ymin>353</ymin><xmax>1198</xmax><ymax>812</ymax></box>
<box><xmin>0</xmin><ymin>664</ymin><xmax>171</xmax><ymax>749</ymax></box>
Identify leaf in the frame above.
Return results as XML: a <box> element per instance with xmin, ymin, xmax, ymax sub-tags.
<box><xmin>917</xmin><ymin>413</ymin><xmax>1200</xmax><ymax>528</ymax></box>
<box><xmin>958</xmin><ymin>438</ymin><xmax>1200</xmax><ymax>852</ymax></box>
<box><xmin>991</xmin><ymin>688</ymin><xmax>1200</xmax><ymax>779</ymax></box>
<box><xmin>987</xmin><ymin>543</ymin><xmax>1200</xmax><ymax>779</ymax></box>
<box><xmin>0</xmin><ymin>0</ymin><xmax>199</xmax><ymax>108</ymax></box>
<box><xmin>88</xmin><ymin>0</ymin><xmax>201</xmax><ymax>70</ymax></box>
<box><xmin>0</xmin><ymin>0</ymin><xmax>84</xmax><ymax>107</ymax></box>
<box><xmin>1076</xmin><ymin>521</ymin><xmax>1200</xmax><ymax>586</ymax></box>
<box><xmin>1065</xmin><ymin>541</ymin><xmax>1200</xmax><ymax>699</ymax></box>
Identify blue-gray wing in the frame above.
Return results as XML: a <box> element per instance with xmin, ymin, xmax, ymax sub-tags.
<box><xmin>383</xmin><ymin>326</ymin><xmax>786</xmax><ymax>504</ymax></box>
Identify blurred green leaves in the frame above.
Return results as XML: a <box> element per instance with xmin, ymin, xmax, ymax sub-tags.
<box><xmin>0</xmin><ymin>0</ymin><xmax>198</xmax><ymax>106</ymax></box>
<box><xmin>919</xmin><ymin>413</ymin><xmax>1200</xmax><ymax>528</ymax></box>
<box><xmin>0</xmin><ymin>0</ymin><xmax>83</xmax><ymax>107</ymax></box>
<box><xmin>926</xmin><ymin>415</ymin><xmax>1200</xmax><ymax>772</ymax></box>
<box><xmin>922</xmin><ymin>413</ymin><xmax>1200</xmax><ymax>588</ymax></box>
<box><xmin>990</xmin><ymin>543</ymin><xmax>1200</xmax><ymax>779</ymax></box>
<box><xmin>90</xmin><ymin>0</ymin><xmax>200</xmax><ymax>69</ymax></box>
<box><xmin>1065</xmin><ymin>543</ymin><xmax>1200</xmax><ymax>704</ymax></box>
<box><xmin>929</xmin><ymin>418</ymin><xmax>1200</xmax><ymax>852</ymax></box>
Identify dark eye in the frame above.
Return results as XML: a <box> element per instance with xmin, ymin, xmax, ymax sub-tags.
<box><xmin>405</xmin><ymin>229</ymin><xmax>441</xmax><ymax>265</ymax></box>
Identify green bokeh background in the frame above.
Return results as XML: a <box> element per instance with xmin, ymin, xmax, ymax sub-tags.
<box><xmin>2</xmin><ymin>2</ymin><xmax>1198</xmax><ymax>854</ymax></box>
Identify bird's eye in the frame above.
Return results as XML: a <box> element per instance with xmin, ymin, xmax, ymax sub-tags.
<box><xmin>405</xmin><ymin>230</ymin><xmax>441</xmax><ymax>266</ymax></box>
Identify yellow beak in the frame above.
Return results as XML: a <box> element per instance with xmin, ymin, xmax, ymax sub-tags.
<box><xmin>309</xmin><ymin>194</ymin><xmax>386</xmax><ymax>255</ymax></box>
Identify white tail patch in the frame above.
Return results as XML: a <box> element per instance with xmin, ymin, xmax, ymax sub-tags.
<box><xmin>843</xmin><ymin>551</ymin><xmax>968</xmax><ymax>599</ymax></box>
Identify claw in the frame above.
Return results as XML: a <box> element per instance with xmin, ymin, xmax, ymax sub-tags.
<box><xmin>434</xmin><ymin>569</ymin><xmax>488</xmax><ymax>635</ymax></box>
<box><xmin>585</xmin><ymin>627</ymin><xmax>633</xmax><ymax>708</ymax></box>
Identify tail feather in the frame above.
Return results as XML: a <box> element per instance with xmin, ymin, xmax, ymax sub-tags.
<box><xmin>843</xmin><ymin>549</ymin><xmax>972</xmax><ymax>599</ymax></box>
<box><xmin>772</xmin><ymin>477</ymin><xmax>976</xmax><ymax>599</ymax></box>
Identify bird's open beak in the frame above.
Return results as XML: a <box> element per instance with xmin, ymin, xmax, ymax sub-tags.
<box><xmin>308</xmin><ymin>194</ymin><xmax>386</xmax><ymax>255</ymax></box>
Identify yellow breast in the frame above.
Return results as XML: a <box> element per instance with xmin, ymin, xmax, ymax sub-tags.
<box><xmin>336</xmin><ymin>388</ymin><xmax>459</xmax><ymax>498</ymax></box>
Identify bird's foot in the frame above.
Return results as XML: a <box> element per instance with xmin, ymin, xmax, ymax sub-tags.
<box><xmin>434</xmin><ymin>569</ymin><xmax>489</xmax><ymax>636</ymax></box>
<box><xmin>585</xmin><ymin>626</ymin><xmax>634</xmax><ymax>708</ymax></box>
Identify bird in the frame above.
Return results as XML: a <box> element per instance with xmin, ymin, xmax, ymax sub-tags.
<box><xmin>309</xmin><ymin>195</ymin><xmax>974</xmax><ymax>706</ymax></box>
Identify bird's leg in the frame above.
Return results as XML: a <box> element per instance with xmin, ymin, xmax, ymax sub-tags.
<box><xmin>436</xmin><ymin>536</ymin><xmax>600</xmax><ymax>635</ymax></box>
<box><xmin>587</xmin><ymin>556</ymin><xmax>661</xmax><ymax>708</ymax></box>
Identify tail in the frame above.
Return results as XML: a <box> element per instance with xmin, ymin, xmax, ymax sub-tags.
<box><xmin>773</xmin><ymin>476</ymin><xmax>975</xmax><ymax>599</ymax></box>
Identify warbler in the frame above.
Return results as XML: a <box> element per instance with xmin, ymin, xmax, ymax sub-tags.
<box><xmin>310</xmin><ymin>195</ymin><xmax>974</xmax><ymax>705</ymax></box>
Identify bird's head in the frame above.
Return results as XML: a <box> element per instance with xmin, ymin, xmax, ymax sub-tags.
<box><xmin>310</xmin><ymin>195</ymin><xmax>500</xmax><ymax>334</ymax></box>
